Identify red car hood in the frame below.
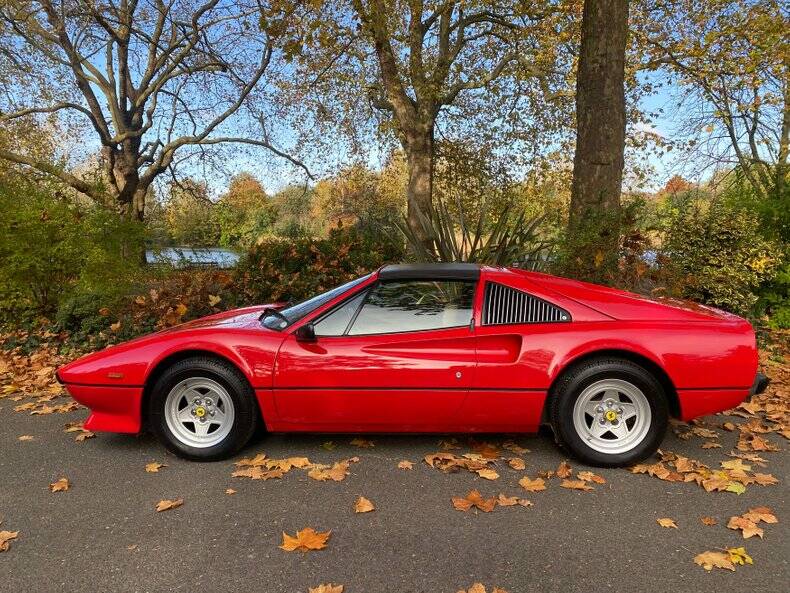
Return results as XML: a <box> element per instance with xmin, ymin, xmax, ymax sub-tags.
<box><xmin>159</xmin><ymin>303</ymin><xmax>284</xmax><ymax>332</ymax></box>
<box><xmin>523</xmin><ymin>271</ymin><xmax>746</xmax><ymax>323</ymax></box>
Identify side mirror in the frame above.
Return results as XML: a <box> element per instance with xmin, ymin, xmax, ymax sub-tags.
<box><xmin>295</xmin><ymin>323</ymin><xmax>317</xmax><ymax>343</ymax></box>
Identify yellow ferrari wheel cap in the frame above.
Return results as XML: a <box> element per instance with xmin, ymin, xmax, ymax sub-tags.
<box><xmin>605</xmin><ymin>410</ymin><xmax>617</xmax><ymax>422</ymax></box>
<box><xmin>195</xmin><ymin>406</ymin><xmax>206</xmax><ymax>418</ymax></box>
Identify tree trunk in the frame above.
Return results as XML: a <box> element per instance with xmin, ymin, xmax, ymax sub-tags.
<box><xmin>403</xmin><ymin>127</ymin><xmax>434</xmax><ymax>252</ymax></box>
<box><xmin>567</xmin><ymin>0</ymin><xmax>629</xmax><ymax>281</ymax></box>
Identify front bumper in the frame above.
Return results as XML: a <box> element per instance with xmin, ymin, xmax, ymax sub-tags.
<box><xmin>750</xmin><ymin>372</ymin><xmax>770</xmax><ymax>397</ymax></box>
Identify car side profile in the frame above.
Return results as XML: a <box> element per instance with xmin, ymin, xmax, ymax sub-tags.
<box><xmin>57</xmin><ymin>263</ymin><xmax>767</xmax><ymax>466</ymax></box>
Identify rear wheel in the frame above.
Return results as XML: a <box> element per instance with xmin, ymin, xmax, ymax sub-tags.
<box><xmin>148</xmin><ymin>357</ymin><xmax>258</xmax><ymax>461</ymax></box>
<box><xmin>550</xmin><ymin>358</ymin><xmax>668</xmax><ymax>467</ymax></box>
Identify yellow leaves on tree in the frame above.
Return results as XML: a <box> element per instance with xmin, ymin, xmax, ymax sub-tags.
<box><xmin>280</xmin><ymin>527</ymin><xmax>331</xmax><ymax>552</ymax></box>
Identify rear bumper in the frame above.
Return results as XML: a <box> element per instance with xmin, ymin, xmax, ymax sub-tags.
<box><xmin>61</xmin><ymin>383</ymin><xmax>143</xmax><ymax>433</ymax></box>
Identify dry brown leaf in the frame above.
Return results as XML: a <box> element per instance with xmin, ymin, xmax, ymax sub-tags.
<box><xmin>235</xmin><ymin>453</ymin><xmax>267</xmax><ymax>467</ymax></box>
<box><xmin>354</xmin><ymin>496</ymin><xmax>375</xmax><ymax>513</ymax></box>
<box><xmin>502</xmin><ymin>440</ymin><xmax>530</xmax><ymax>455</ymax></box>
<box><xmin>309</xmin><ymin>585</ymin><xmax>343</xmax><ymax>593</ymax></box>
<box><xmin>0</xmin><ymin>530</ymin><xmax>19</xmax><ymax>553</ymax></box>
<box><xmin>280</xmin><ymin>527</ymin><xmax>331</xmax><ymax>552</ymax></box>
<box><xmin>155</xmin><ymin>498</ymin><xmax>183</xmax><ymax>512</ymax></box>
<box><xmin>475</xmin><ymin>468</ymin><xmax>499</xmax><ymax>480</ymax></box>
<box><xmin>702</xmin><ymin>441</ymin><xmax>722</xmax><ymax>449</ymax></box>
<box><xmin>742</xmin><ymin>506</ymin><xmax>778</xmax><ymax>524</ymax></box>
<box><xmin>657</xmin><ymin>518</ymin><xmax>678</xmax><ymax>529</ymax></box>
<box><xmin>560</xmin><ymin>479</ymin><xmax>593</xmax><ymax>492</ymax></box>
<box><xmin>145</xmin><ymin>462</ymin><xmax>166</xmax><ymax>473</ymax></box>
<box><xmin>308</xmin><ymin>458</ymin><xmax>357</xmax><ymax>482</ymax></box>
<box><xmin>397</xmin><ymin>460</ymin><xmax>413</xmax><ymax>470</ymax></box>
<box><xmin>496</xmin><ymin>494</ymin><xmax>519</xmax><ymax>506</ymax></box>
<box><xmin>17</xmin><ymin>435</ymin><xmax>33</xmax><ymax>441</ymax></box>
<box><xmin>556</xmin><ymin>461</ymin><xmax>572</xmax><ymax>478</ymax></box>
<box><xmin>752</xmin><ymin>473</ymin><xmax>779</xmax><ymax>486</ymax></box>
<box><xmin>727</xmin><ymin>516</ymin><xmax>763</xmax><ymax>539</ymax></box>
<box><xmin>471</xmin><ymin>442</ymin><xmax>501</xmax><ymax>459</ymax></box>
<box><xmin>518</xmin><ymin>476</ymin><xmax>546</xmax><ymax>492</ymax></box>
<box><xmin>74</xmin><ymin>431</ymin><xmax>95</xmax><ymax>442</ymax></box>
<box><xmin>232</xmin><ymin>467</ymin><xmax>284</xmax><ymax>480</ymax></box>
<box><xmin>225</xmin><ymin>488</ymin><xmax>236</xmax><ymax>495</ymax></box>
<box><xmin>701</xmin><ymin>516</ymin><xmax>718</xmax><ymax>526</ymax></box>
<box><xmin>452</xmin><ymin>489</ymin><xmax>497</xmax><ymax>512</ymax></box>
<box><xmin>694</xmin><ymin>550</ymin><xmax>735</xmax><ymax>571</ymax></box>
<box><xmin>456</xmin><ymin>585</ymin><xmax>509</xmax><ymax>593</ymax></box>
<box><xmin>577</xmin><ymin>471</ymin><xmax>606</xmax><ymax>484</ymax></box>
<box><xmin>507</xmin><ymin>458</ymin><xmax>526</xmax><ymax>470</ymax></box>
<box><xmin>350</xmin><ymin>438</ymin><xmax>375</xmax><ymax>448</ymax></box>
<box><xmin>49</xmin><ymin>477</ymin><xmax>69</xmax><ymax>492</ymax></box>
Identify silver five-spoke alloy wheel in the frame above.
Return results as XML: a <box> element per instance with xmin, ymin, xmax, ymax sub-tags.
<box><xmin>571</xmin><ymin>378</ymin><xmax>651</xmax><ymax>454</ymax></box>
<box><xmin>164</xmin><ymin>377</ymin><xmax>235</xmax><ymax>448</ymax></box>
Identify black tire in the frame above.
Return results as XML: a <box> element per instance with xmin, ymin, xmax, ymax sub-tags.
<box><xmin>549</xmin><ymin>357</ymin><xmax>669</xmax><ymax>467</ymax></box>
<box><xmin>148</xmin><ymin>356</ymin><xmax>259</xmax><ymax>461</ymax></box>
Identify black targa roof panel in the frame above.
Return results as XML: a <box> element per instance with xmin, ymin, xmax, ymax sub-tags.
<box><xmin>378</xmin><ymin>263</ymin><xmax>481</xmax><ymax>281</ymax></box>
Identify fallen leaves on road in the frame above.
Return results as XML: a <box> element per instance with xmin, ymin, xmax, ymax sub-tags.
<box><xmin>0</xmin><ymin>527</ymin><xmax>19</xmax><ymax>553</ymax></box>
<box><xmin>555</xmin><ymin>461</ymin><xmax>572</xmax><ymax>479</ymax></box>
<box><xmin>424</xmin><ymin>452</ymin><xmax>496</xmax><ymax>478</ymax></box>
<box><xmin>280</xmin><ymin>527</ymin><xmax>331</xmax><ymax>552</ymax></box>
<box><xmin>577</xmin><ymin>471</ymin><xmax>606</xmax><ymax>484</ymax></box>
<box><xmin>507</xmin><ymin>458</ymin><xmax>525</xmax><ymax>470</ymax></box>
<box><xmin>560</xmin><ymin>479</ymin><xmax>594</xmax><ymax>492</ymax></box>
<box><xmin>145</xmin><ymin>462</ymin><xmax>167</xmax><ymax>473</ymax></box>
<box><xmin>49</xmin><ymin>477</ymin><xmax>70</xmax><ymax>492</ymax></box>
<box><xmin>309</xmin><ymin>585</ymin><xmax>343</xmax><ymax>593</ymax></box>
<box><xmin>456</xmin><ymin>584</ymin><xmax>509</xmax><ymax>593</ymax></box>
<box><xmin>694</xmin><ymin>547</ymin><xmax>754</xmax><ymax>572</ymax></box>
<box><xmin>701</xmin><ymin>516</ymin><xmax>718</xmax><ymax>526</ymax></box>
<box><xmin>452</xmin><ymin>489</ymin><xmax>497</xmax><ymax>512</ymax></box>
<box><xmin>308</xmin><ymin>458</ymin><xmax>359</xmax><ymax>482</ymax></box>
<box><xmin>155</xmin><ymin>498</ymin><xmax>183</xmax><ymax>512</ymax></box>
<box><xmin>17</xmin><ymin>435</ymin><xmax>34</xmax><ymax>441</ymax></box>
<box><xmin>354</xmin><ymin>496</ymin><xmax>375</xmax><ymax>513</ymax></box>
<box><xmin>63</xmin><ymin>421</ymin><xmax>95</xmax><ymax>442</ymax></box>
<box><xmin>397</xmin><ymin>460</ymin><xmax>413</xmax><ymax>470</ymax></box>
<box><xmin>727</xmin><ymin>507</ymin><xmax>778</xmax><ymax>539</ymax></box>
<box><xmin>350</xmin><ymin>438</ymin><xmax>374</xmax><ymax>448</ymax></box>
<box><xmin>657</xmin><ymin>518</ymin><xmax>678</xmax><ymax>528</ymax></box>
<box><xmin>225</xmin><ymin>488</ymin><xmax>236</xmax><ymax>495</ymax></box>
<box><xmin>518</xmin><ymin>476</ymin><xmax>546</xmax><ymax>492</ymax></box>
<box><xmin>231</xmin><ymin>453</ymin><xmax>359</xmax><ymax>482</ymax></box>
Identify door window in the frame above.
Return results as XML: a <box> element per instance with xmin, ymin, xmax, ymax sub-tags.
<box><xmin>348</xmin><ymin>280</ymin><xmax>475</xmax><ymax>335</ymax></box>
<box><xmin>313</xmin><ymin>290</ymin><xmax>368</xmax><ymax>336</ymax></box>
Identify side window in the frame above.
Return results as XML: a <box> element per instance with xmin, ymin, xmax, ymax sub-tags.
<box><xmin>313</xmin><ymin>290</ymin><xmax>368</xmax><ymax>336</ymax></box>
<box><xmin>348</xmin><ymin>280</ymin><xmax>475</xmax><ymax>335</ymax></box>
<box><xmin>482</xmin><ymin>282</ymin><xmax>570</xmax><ymax>325</ymax></box>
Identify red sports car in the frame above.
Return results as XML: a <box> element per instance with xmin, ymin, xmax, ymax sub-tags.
<box><xmin>57</xmin><ymin>263</ymin><xmax>767</xmax><ymax>466</ymax></box>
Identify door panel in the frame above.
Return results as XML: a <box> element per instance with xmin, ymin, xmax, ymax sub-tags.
<box><xmin>273</xmin><ymin>327</ymin><xmax>476</xmax><ymax>427</ymax></box>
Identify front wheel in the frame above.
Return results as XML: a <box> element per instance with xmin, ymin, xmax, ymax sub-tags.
<box><xmin>550</xmin><ymin>358</ymin><xmax>669</xmax><ymax>467</ymax></box>
<box><xmin>148</xmin><ymin>357</ymin><xmax>259</xmax><ymax>461</ymax></box>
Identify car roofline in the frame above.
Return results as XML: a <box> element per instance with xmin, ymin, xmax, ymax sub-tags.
<box><xmin>377</xmin><ymin>262</ymin><xmax>481</xmax><ymax>281</ymax></box>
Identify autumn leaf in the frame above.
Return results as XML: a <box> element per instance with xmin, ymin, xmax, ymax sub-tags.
<box><xmin>309</xmin><ymin>585</ymin><xmax>344</xmax><ymax>593</ymax></box>
<box><xmin>560</xmin><ymin>479</ymin><xmax>593</xmax><ymax>492</ymax></box>
<box><xmin>701</xmin><ymin>516</ymin><xmax>718</xmax><ymax>526</ymax></box>
<box><xmin>308</xmin><ymin>458</ymin><xmax>358</xmax><ymax>482</ymax></box>
<box><xmin>232</xmin><ymin>467</ymin><xmax>283</xmax><ymax>480</ymax></box>
<box><xmin>471</xmin><ymin>441</ymin><xmax>501</xmax><ymax>459</ymax></box>
<box><xmin>145</xmin><ymin>462</ymin><xmax>166</xmax><ymax>473</ymax></box>
<box><xmin>502</xmin><ymin>440</ymin><xmax>529</xmax><ymax>455</ymax></box>
<box><xmin>577</xmin><ymin>471</ymin><xmax>605</xmax><ymax>484</ymax></box>
<box><xmin>49</xmin><ymin>477</ymin><xmax>70</xmax><ymax>492</ymax></box>
<box><xmin>456</xmin><ymin>584</ymin><xmax>509</xmax><ymax>593</ymax></box>
<box><xmin>354</xmin><ymin>496</ymin><xmax>375</xmax><ymax>513</ymax></box>
<box><xmin>397</xmin><ymin>460</ymin><xmax>413</xmax><ymax>470</ymax></box>
<box><xmin>496</xmin><ymin>494</ymin><xmax>519</xmax><ymax>506</ymax></box>
<box><xmin>350</xmin><ymin>437</ymin><xmax>374</xmax><ymax>448</ymax></box>
<box><xmin>280</xmin><ymin>527</ymin><xmax>331</xmax><ymax>552</ymax></box>
<box><xmin>110</xmin><ymin>321</ymin><xmax>122</xmax><ymax>332</ymax></box>
<box><xmin>727</xmin><ymin>516</ymin><xmax>763</xmax><ymax>539</ymax></box>
<box><xmin>556</xmin><ymin>461</ymin><xmax>572</xmax><ymax>478</ymax></box>
<box><xmin>518</xmin><ymin>476</ymin><xmax>546</xmax><ymax>492</ymax></box>
<box><xmin>752</xmin><ymin>473</ymin><xmax>778</xmax><ymax>486</ymax></box>
<box><xmin>236</xmin><ymin>453</ymin><xmax>267</xmax><ymax>467</ymax></box>
<box><xmin>208</xmin><ymin>294</ymin><xmax>222</xmax><ymax>307</ymax></box>
<box><xmin>17</xmin><ymin>435</ymin><xmax>34</xmax><ymax>441</ymax></box>
<box><xmin>452</xmin><ymin>489</ymin><xmax>497</xmax><ymax>512</ymax></box>
<box><xmin>727</xmin><ymin>547</ymin><xmax>753</xmax><ymax>566</ymax></box>
<box><xmin>225</xmin><ymin>488</ymin><xmax>236</xmax><ymax>495</ymax></box>
<box><xmin>507</xmin><ymin>458</ymin><xmax>525</xmax><ymax>470</ymax></box>
<box><xmin>0</xmin><ymin>530</ymin><xmax>19</xmax><ymax>553</ymax></box>
<box><xmin>657</xmin><ymin>518</ymin><xmax>678</xmax><ymax>529</ymax></box>
<box><xmin>721</xmin><ymin>459</ymin><xmax>751</xmax><ymax>472</ymax></box>
<box><xmin>155</xmin><ymin>498</ymin><xmax>183</xmax><ymax>512</ymax></box>
<box><xmin>694</xmin><ymin>550</ymin><xmax>735</xmax><ymax>571</ymax></box>
<box><xmin>475</xmin><ymin>468</ymin><xmax>499</xmax><ymax>480</ymax></box>
<box><xmin>742</xmin><ymin>506</ymin><xmax>777</xmax><ymax>524</ymax></box>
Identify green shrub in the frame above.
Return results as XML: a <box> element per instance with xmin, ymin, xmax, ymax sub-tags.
<box><xmin>660</xmin><ymin>200</ymin><xmax>782</xmax><ymax>315</ymax></box>
<box><xmin>235</xmin><ymin>226</ymin><xmax>404</xmax><ymax>304</ymax></box>
<box><xmin>0</xmin><ymin>181</ymin><xmax>143</xmax><ymax>321</ymax></box>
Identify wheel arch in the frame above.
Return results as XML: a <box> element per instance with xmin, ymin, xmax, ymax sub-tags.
<box><xmin>141</xmin><ymin>349</ymin><xmax>258</xmax><ymax>429</ymax></box>
<box><xmin>543</xmin><ymin>348</ymin><xmax>680</xmax><ymax>422</ymax></box>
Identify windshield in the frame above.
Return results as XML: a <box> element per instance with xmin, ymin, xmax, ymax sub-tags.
<box><xmin>260</xmin><ymin>274</ymin><xmax>372</xmax><ymax>330</ymax></box>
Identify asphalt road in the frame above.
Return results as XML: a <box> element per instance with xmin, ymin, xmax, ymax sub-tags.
<box><xmin>1</xmin><ymin>406</ymin><xmax>787</xmax><ymax>593</ymax></box>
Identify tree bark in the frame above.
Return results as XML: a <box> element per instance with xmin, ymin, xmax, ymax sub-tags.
<box><xmin>402</xmin><ymin>126</ymin><xmax>435</xmax><ymax>249</ymax></box>
<box><xmin>567</xmin><ymin>0</ymin><xmax>629</xmax><ymax>280</ymax></box>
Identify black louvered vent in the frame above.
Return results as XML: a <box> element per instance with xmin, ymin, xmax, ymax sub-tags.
<box><xmin>483</xmin><ymin>283</ymin><xmax>570</xmax><ymax>325</ymax></box>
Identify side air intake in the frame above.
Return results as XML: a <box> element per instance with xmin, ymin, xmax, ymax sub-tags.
<box><xmin>483</xmin><ymin>282</ymin><xmax>570</xmax><ymax>325</ymax></box>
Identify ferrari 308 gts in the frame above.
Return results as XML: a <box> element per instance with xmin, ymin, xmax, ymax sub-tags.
<box><xmin>57</xmin><ymin>263</ymin><xmax>767</xmax><ymax>466</ymax></box>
